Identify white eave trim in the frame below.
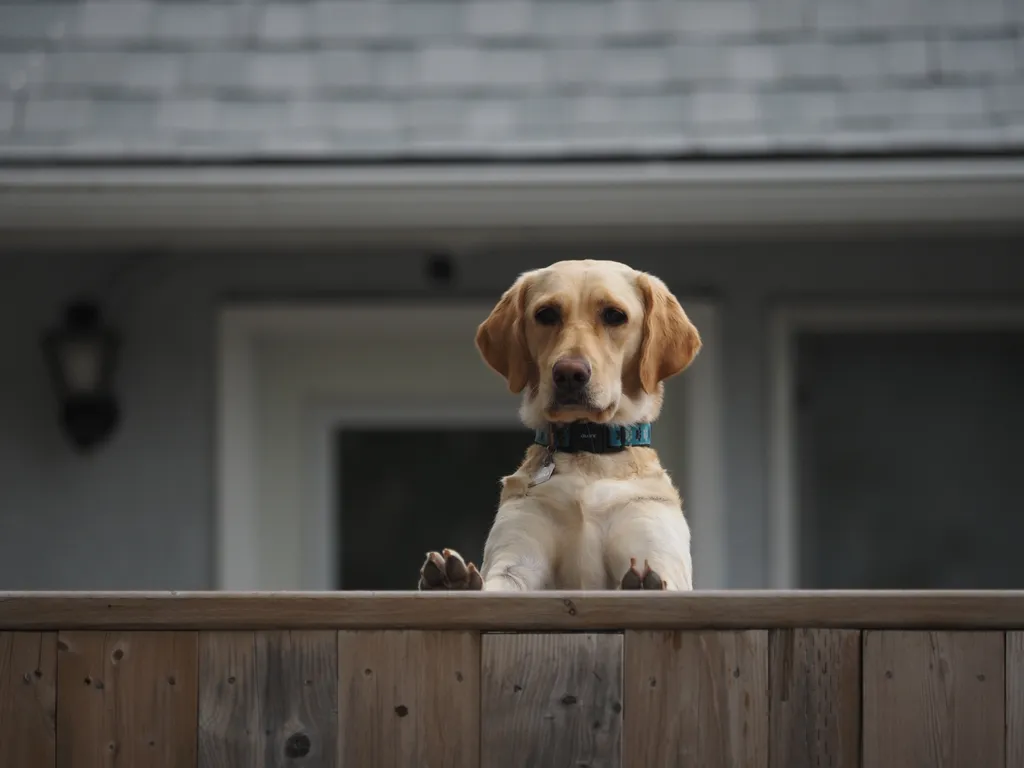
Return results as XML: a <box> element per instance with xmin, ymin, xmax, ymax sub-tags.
<box><xmin>1</xmin><ymin>158</ymin><xmax>1023</xmax><ymax>233</ymax></box>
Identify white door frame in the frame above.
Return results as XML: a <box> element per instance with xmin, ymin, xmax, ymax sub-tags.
<box><xmin>217</xmin><ymin>300</ymin><xmax>725</xmax><ymax>591</ymax></box>
<box><xmin>767</xmin><ymin>302</ymin><xmax>1024</xmax><ymax>589</ymax></box>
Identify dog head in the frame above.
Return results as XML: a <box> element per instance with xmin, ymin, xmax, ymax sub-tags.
<box><xmin>475</xmin><ymin>259</ymin><xmax>701</xmax><ymax>428</ymax></box>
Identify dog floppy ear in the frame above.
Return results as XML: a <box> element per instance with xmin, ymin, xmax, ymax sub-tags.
<box><xmin>475</xmin><ymin>273</ymin><xmax>534</xmax><ymax>394</ymax></box>
<box><xmin>637</xmin><ymin>272</ymin><xmax>701</xmax><ymax>394</ymax></box>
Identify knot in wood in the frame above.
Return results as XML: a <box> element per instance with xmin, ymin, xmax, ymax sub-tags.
<box><xmin>284</xmin><ymin>732</ymin><xmax>311</xmax><ymax>758</ymax></box>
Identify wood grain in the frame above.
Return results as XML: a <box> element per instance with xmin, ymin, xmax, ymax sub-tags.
<box><xmin>482</xmin><ymin>632</ymin><xmax>622</xmax><ymax>768</ymax></box>
<box><xmin>769</xmin><ymin>629</ymin><xmax>861</xmax><ymax>768</ymax></box>
<box><xmin>1008</xmin><ymin>632</ymin><xmax>1024</xmax><ymax>768</ymax></box>
<box><xmin>862</xmin><ymin>631</ymin><xmax>1004</xmax><ymax>768</ymax></box>
<box><xmin>0</xmin><ymin>632</ymin><xmax>56</xmax><ymax>768</ymax></box>
<box><xmin>56</xmin><ymin>631</ymin><xmax>198</xmax><ymax>768</ymax></box>
<box><xmin>5</xmin><ymin>591</ymin><xmax>1024</xmax><ymax>630</ymax></box>
<box><xmin>338</xmin><ymin>630</ymin><xmax>479</xmax><ymax>768</ymax></box>
<box><xmin>623</xmin><ymin>630</ymin><xmax>768</xmax><ymax>768</ymax></box>
<box><xmin>198</xmin><ymin>630</ymin><xmax>337</xmax><ymax>767</ymax></box>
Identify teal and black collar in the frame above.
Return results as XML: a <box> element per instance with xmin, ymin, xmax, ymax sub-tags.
<box><xmin>534</xmin><ymin>422</ymin><xmax>652</xmax><ymax>455</ymax></box>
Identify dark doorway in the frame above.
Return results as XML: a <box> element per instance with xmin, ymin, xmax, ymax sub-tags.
<box><xmin>335</xmin><ymin>427</ymin><xmax>529</xmax><ymax>590</ymax></box>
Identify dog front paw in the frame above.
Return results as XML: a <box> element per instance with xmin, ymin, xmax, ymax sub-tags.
<box><xmin>418</xmin><ymin>548</ymin><xmax>484</xmax><ymax>591</ymax></box>
<box><xmin>620</xmin><ymin>557</ymin><xmax>667</xmax><ymax>590</ymax></box>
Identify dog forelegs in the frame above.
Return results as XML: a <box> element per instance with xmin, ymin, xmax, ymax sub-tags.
<box><xmin>478</xmin><ymin>505</ymin><xmax>557</xmax><ymax>590</ymax></box>
<box><xmin>605</xmin><ymin>504</ymin><xmax>694</xmax><ymax>591</ymax></box>
<box><xmin>418</xmin><ymin>502</ymin><xmax>557</xmax><ymax>591</ymax></box>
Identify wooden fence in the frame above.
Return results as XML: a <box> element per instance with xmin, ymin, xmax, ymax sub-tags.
<box><xmin>2</xmin><ymin>591</ymin><xmax>1024</xmax><ymax>767</ymax></box>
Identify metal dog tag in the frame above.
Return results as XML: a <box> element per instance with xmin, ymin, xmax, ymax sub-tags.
<box><xmin>530</xmin><ymin>460</ymin><xmax>555</xmax><ymax>487</ymax></box>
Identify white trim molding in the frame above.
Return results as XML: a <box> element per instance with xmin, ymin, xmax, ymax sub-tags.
<box><xmin>216</xmin><ymin>300</ymin><xmax>726</xmax><ymax>591</ymax></box>
<box><xmin>767</xmin><ymin>302</ymin><xmax>1024</xmax><ymax>589</ymax></box>
<box><xmin>3</xmin><ymin>158</ymin><xmax>1024</xmax><ymax>236</ymax></box>
<box><xmin>681</xmin><ymin>304</ymin><xmax>726</xmax><ymax>590</ymax></box>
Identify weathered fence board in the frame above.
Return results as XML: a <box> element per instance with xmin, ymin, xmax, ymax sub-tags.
<box><xmin>0</xmin><ymin>594</ymin><xmax>1020</xmax><ymax>767</ymax></box>
<box><xmin>56</xmin><ymin>631</ymin><xmax>198</xmax><ymax>768</ymax></box>
<box><xmin>198</xmin><ymin>630</ymin><xmax>338</xmax><ymax>768</ymax></box>
<box><xmin>862</xmin><ymin>630</ymin><xmax>1004</xmax><ymax>768</ymax></box>
<box><xmin>5</xmin><ymin>591</ymin><xmax>1024</xmax><ymax>630</ymax></box>
<box><xmin>1008</xmin><ymin>632</ymin><xmax>1024</xmax><ymax>767</ymax></box>
<box><xmin>482</xmin><ymin>632</ymin><xmax>623</xmax><ymax>768</ymax></box>
<box><xmin>339</xmin><ymin>630</ymin><xmax>480</xmax><ymax>768</ymax></box>
<box><xmin>769</xmin><ymin>629</ymin><xmax>861</xmax><ymax>768</ymax></box>
<box><xmin>623</xmin><ymin>630</ymin><xmax>768</xmax><ymax>768</ymax></box>
<box><xmin>0</xmin><ymin>632</ymin><xmax>56</xmax><ymax>768</ymax></box>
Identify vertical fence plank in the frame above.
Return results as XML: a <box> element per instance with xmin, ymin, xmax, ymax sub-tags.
<box><xmin>1009</xmin><ymin>633</ymin><xmax>1024</xmax><ymax>767</ymax></box>
<box><xmin>769</xmin><ymin>629</ymin><xmax>861</xmax><ymax>768</ymax></box>
<box><xmin>863</xmin><ymin>631</ymin><xmax>1004</xmax><ymax>768</ymax></box>
<box><xmin>623</xmin><ymin>630</ymin><xmax>768</xmax><ymax>768</ymax></box>
<box><xmin>56</xmin><ymin>631</ymin><xmax>198</xmax><ymax>768</ymax></box>
<box><xmin>0</xmin><ymin>632</ymin><xmax>57</xmax><ymax>768</ymax></box>
<box><xmin>481</xmin><ymin>632</ymin><xmax>623</xmax><ymax>768</ymax></box>
<box><xmin>198</xmin><ymin>630</ymin><xmax>338</xmax><ymax>768</ymax></box>
<box><xmin>339</xmin><ymin>630</ymin><xmax>479</xmax><ymax>768</ymax></box>
<box><xmin>198</xmin><ymin>633</ymin><xmax>256</xmax><ymax>768</ymax></box>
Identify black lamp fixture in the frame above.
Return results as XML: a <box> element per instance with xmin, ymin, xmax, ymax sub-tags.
<box><xmin>42</xmin><ymin>299</ymin><xmax>121</xmax><ymax>452</ymax></box>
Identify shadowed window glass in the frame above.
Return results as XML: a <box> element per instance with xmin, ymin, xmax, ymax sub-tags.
<box><xmin>797</xmin><ymin>330</ymin><xmax>1024</xmax><ymax>589</ymax></box>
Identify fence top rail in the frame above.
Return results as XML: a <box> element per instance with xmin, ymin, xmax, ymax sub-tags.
<box><xmin>2</xmin><ymin>590</ymin><xmax>1024</xmax><ymax>630</ymax></box>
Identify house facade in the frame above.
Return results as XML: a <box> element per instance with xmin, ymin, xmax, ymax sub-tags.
<box><xmin>1</xmin><ymin>0</ymin><xmax>1023</xmax><ymax>591</ymax></box>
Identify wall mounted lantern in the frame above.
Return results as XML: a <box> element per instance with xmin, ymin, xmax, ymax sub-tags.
<box><xmin>42</xmin><ymin>300</ymin><xmax>121</xmax><ymax>452</ymax></box>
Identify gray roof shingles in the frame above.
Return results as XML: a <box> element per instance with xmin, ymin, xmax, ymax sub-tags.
<box><xmin>0</xmin><ymin>0</ymin><xmax>1022</xmax><ymax>160</ymax></box>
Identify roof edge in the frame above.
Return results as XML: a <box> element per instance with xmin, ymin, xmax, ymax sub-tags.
<box><xmin>1</xmin><ymin>146</ymin><xmax>1023</xmax><ymax>170</ymax></box>
<box><xmin>2</xmin><ymin>156</ymin><xmax>1023</xmax><ymax>235</ymax></box>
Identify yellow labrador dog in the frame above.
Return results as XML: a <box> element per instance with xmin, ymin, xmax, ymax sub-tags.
<box><xmin>419</xmin><ymin>259</ymin><xmax>700</xmax><ymax>592</ymax></box>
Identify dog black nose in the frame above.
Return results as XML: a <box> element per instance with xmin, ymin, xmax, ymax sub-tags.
<box><xmin>553</xmin><ymin>358</ymin><xmax>592</xmax><ymax>391</ymax></box>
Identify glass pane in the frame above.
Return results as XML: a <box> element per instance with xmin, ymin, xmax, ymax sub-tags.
<box><xmin>336</xmin><ymin>427</ymin><xmax>529</xmax><ymax>590</ymax></box>
<box><xmin>796</xmin><ymin>330</ymin><xmax>1024</xmax><ymax>588</ymax></box>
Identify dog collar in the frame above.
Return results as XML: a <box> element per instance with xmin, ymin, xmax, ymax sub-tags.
<box><xmin>534</xmin><ymin>422</ymin><xmax>652</xmax><ymax>454</ymax></box>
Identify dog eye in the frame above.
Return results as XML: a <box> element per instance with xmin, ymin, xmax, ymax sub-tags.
<box><xmin>534</xmin><ymin>306</ymin><xmax>561</xmax><ymax>325</ymax></box>
<box><xmin>601</xmin><ymin>307</ymin><xmax>628</xmax><ymax>326</ymax></box>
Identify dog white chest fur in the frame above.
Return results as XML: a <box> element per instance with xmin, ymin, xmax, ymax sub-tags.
<box><xmin>484</xmin><ymin>450</ymin><xmax>693</xmax><ymax>590</ymax></box>
<box><xmin>419</xmin><ymin>259</ymin><xmax>700</xmax><ymax>592</ymax></box>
